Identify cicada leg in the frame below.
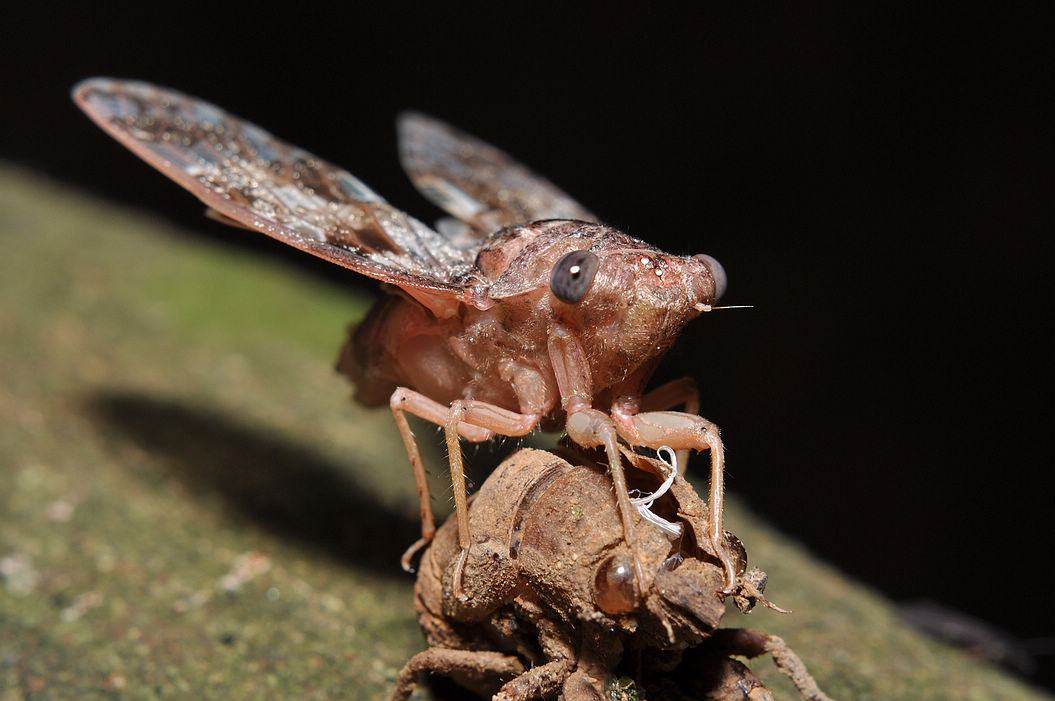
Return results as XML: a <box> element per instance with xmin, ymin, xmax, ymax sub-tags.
<box><xmin>611</xmin><ymin>410</ymin><xmax>737</xmax><ymax>593</ymax></box>
<box><xmin>444</xmin><ymin>399</ymin><xmax>539</xmax><ymax>597</ymax></box>
<box><xmin>389</xmin><ymin>388</ymin><xmax>493</xmax><ymax>571</ymax></box>
<box><xmin>390</xmin><ymin>648</ymin><xmax>525</xmax><ymax>701</ymax></box>
<box><xmin>389</xmin><ymin>388</ymin><xmax>539</xmax><ymax>597</ymax></box>
<box><xmin>635</xmin><ymin>376</ymin><xmax>700</xmax><ymax>473</ymax></box>
<box><xmin>565</xmin><ymin>408</ymin><xmax>650</xmax><ymax>594</ymax></box>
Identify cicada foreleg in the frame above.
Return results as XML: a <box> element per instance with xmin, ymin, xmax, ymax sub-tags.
<box><xmin>550</xmin><ymin>327</ymin><xmax>651</xmax><ymax>594</ymax></box>
<box><xmin>564</xmin><ymin>408</ymin><xmax>650</xmax><ymax>593</ymax></box>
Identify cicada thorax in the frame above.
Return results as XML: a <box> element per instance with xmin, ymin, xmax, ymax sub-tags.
<box><xmin>338</xmin><ymin>295</ymin><xmax>473</xmax><ymax>408</ymax></box>
<box><xmin>341</xmin><ymin>291</ymin><xmax>556</xmax><ymax>414</ymax></box>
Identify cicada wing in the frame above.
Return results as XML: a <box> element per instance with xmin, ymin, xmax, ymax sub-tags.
<box><xmin>73</xmin><ymin>78</ymin><xmax>488</xmax><ymax>311</ymax></box>
<box><xmin>397</xmin><ymin>111</ymin><xmax>596</xmax><ymax>235</ymax></box>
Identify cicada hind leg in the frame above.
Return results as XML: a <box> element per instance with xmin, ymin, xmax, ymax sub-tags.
<box><xmin>612</xmin><ymin>409</ymin><xmax>737</xmax><ymax>593</ymax></box>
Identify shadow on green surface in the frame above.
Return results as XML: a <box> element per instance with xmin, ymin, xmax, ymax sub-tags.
<box><xmin>84</xmin><ymin>391</ymin><xmax>421</xmax><ymax>578</ymax></box>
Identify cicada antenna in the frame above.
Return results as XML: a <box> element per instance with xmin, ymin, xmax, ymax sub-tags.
<box><xmin>694</xmin><ymin>303</ymin><xmax>755</xmax><ymax>312</ymax></box>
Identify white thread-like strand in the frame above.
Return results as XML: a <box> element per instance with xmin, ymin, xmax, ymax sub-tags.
<box><xmin>629</xmin><ymin>446</ymin><xmax>682</xmax><ymax>538</ymax></box>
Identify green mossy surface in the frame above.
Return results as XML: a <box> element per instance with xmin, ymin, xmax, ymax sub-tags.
<box><xmin>1</xmin><ymin>164</ymin><xmax>1048</xmax><ymax>699</ymax></box>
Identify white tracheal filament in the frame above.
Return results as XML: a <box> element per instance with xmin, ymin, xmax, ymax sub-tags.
<box><xmin>629</xmin><ymin>446</ymin><xmax>683</xmax><ymax>538</ymax></box>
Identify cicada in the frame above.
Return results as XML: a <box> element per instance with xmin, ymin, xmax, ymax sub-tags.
<box><xmin>73</xmin><ymin>79</ymin><xmax>737</xmax><ymax>596</ymax></box>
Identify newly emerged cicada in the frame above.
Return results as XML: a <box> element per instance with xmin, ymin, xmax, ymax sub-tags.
<box><xmin>74</xmin><ymin>79</ymin><xmax>738</xmax><ymax>596</ymax></box>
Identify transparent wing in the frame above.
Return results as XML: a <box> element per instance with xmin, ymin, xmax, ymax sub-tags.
<box><xmin>398</xmin><ymin>112</ymin><xmax>596</xmax><ymax>236</ymax></box>
<box><xmin>73</xmin><ymin>78</ymin><xmax>488</xmax><ymax>308</ymax></box>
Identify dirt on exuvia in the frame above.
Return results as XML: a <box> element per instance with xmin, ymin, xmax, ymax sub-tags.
<box><xmin>393</xmin><ymin>447</ymin><xmax>832</xmax><ymax>701</ymax></box>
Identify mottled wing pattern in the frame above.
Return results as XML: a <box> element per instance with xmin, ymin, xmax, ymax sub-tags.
<box><xmin>398</xmin><ymin>112</ymin><xmax>596</xmax><ymax>236</ymax></box>
<box><xmin>73</xmin><ymin>78</ymin><xmax>486</xmax><ymax>306</ymax></box>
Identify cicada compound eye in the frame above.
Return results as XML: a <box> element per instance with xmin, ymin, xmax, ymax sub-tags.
<box><xmin>692</xmin><ymin>253</ymin><xmax>727</xmax><ymax>301</ymax></box>
<box><xmin>550</xmin><ymin>250</ymin><xmax>599</xmax><ymax>303</ymax></box>
<box><xmin>594</xmin><ymin>555</ymin><xmax>639</xmax><ymax>615</ymax></box>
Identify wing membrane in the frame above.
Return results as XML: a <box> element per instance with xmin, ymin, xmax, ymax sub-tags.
<box><xmin>398</xmin><ymin>112</ymin><xmax>595</xmax><ymax>235</ymax></box>
<box><xmin>73</xmin><ymin>78</ymin><xmax>485</xmax><ymax>306</ymax></box>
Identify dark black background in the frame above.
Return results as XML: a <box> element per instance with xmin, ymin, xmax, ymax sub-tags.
<box><xmin>3</xmin><ymin>3</ymin><xmax>1052</xmax><ymax>690</ymax></box>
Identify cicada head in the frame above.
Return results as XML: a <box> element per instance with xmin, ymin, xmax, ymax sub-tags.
<box><xmin>484</xmin><ymin>221</ymin><xmax>726</xmax><ymax>394</ymax></box>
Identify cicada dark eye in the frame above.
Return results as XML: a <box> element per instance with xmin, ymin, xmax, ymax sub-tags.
<box><xmin>594</xmin><ymin>555</ymin><xmax>638</xmax><ymax>614</ymax></box>
<box><xmin>550</xmin><ymin>250</ymin><xmax>599</xmax><ymax>304</ymax></box>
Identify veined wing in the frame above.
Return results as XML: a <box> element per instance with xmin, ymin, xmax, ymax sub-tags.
<box><xmin>398</xmin><ymin>112</ymin><xmax>596</xmax><ymax>236</ymax></box>
<box><xmin>73</xmin><ymin>78</ymin><xmax>489</xmax><ymax>311</ymax></box>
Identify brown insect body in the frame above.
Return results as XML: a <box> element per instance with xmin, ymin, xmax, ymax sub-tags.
<box><xmin>393</xmin><ymin>448</ymin><xmax>832</xmax><ymax>701</ymax></box>
<box><xmin>73</xmin><ymin>78</ymin><xmax>739</xmax><ymax>598</ymax></box>
<box><xmin>341</xmin><ymin>220</ymin><xmax>717</xmax><ymax>422</ymax></box>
